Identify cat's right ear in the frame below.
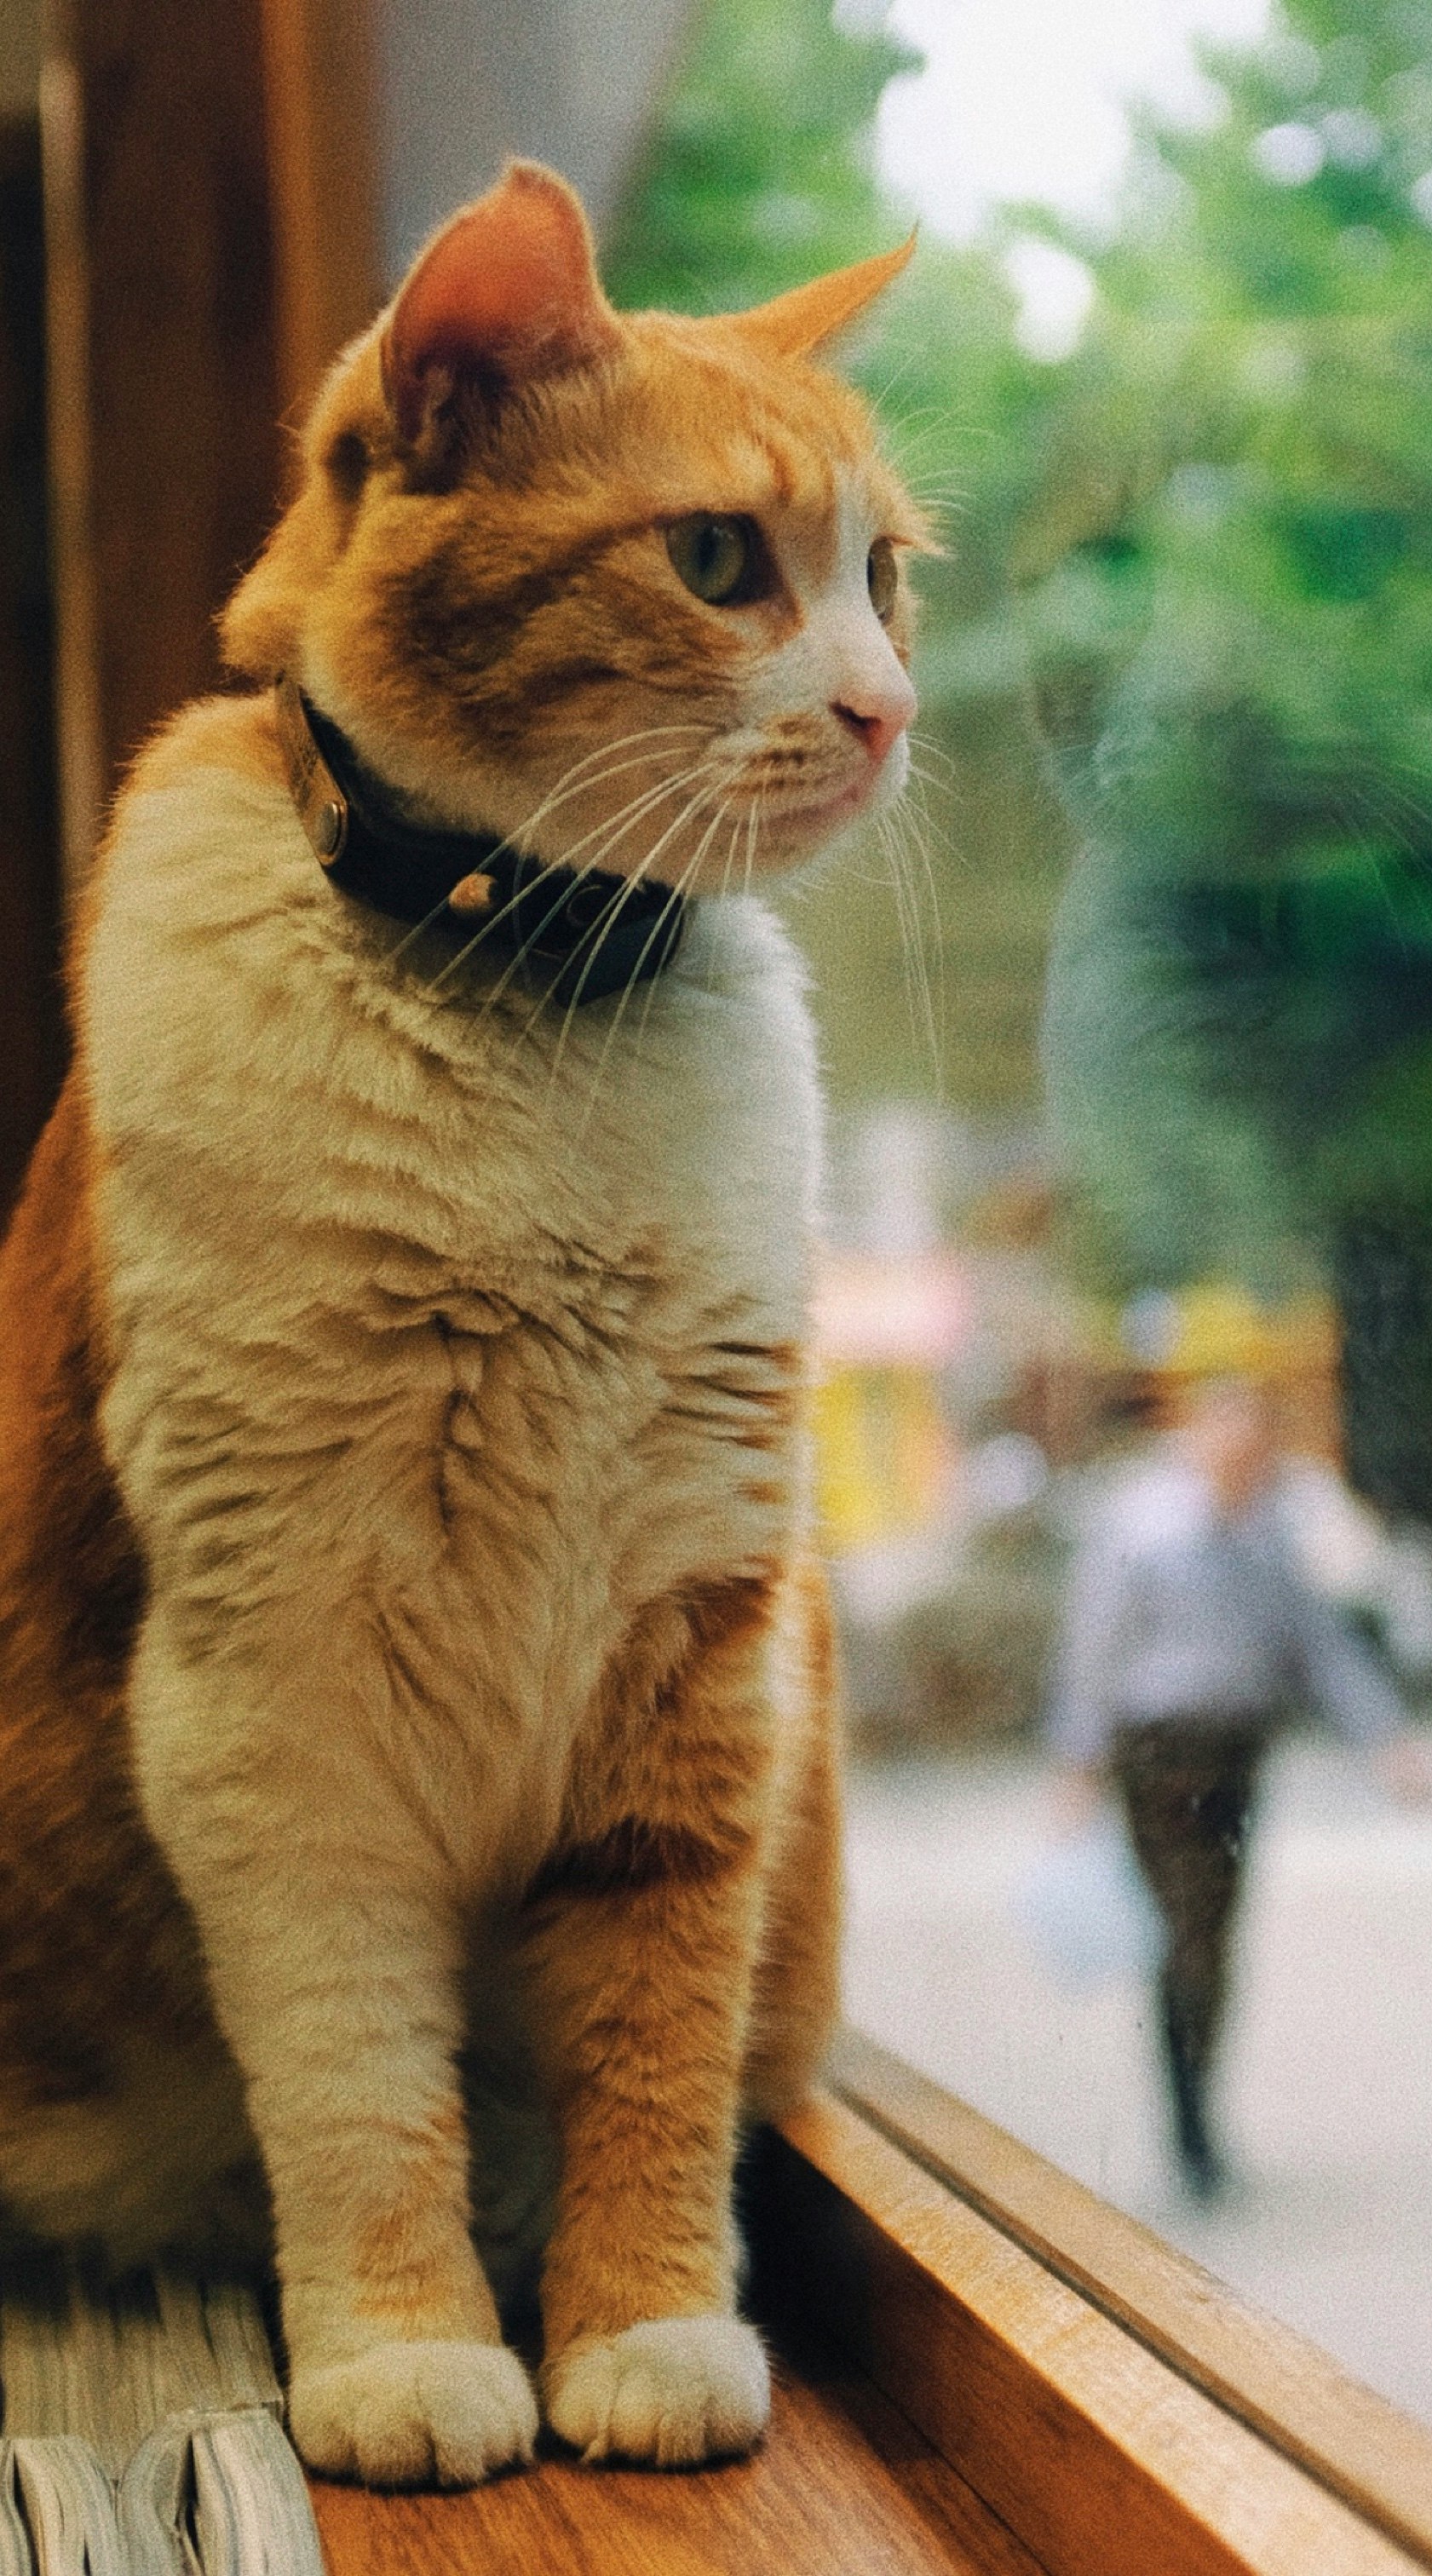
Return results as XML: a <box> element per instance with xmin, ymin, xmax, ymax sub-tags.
<box><xmin>381</xmin><ymin>162</ymin><xmax>619</xmax><ymax>462</ymax></box>
<box><xmin>728</xmin><ymin>237</ymin><xmax>916</xmax><ymax>360</ymax></box>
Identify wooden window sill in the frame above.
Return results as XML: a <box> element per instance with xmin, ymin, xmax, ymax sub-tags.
<box><xmin>313</xmin><ymin>2032</ymin><xmax>1432</xmax><ymax>2575</ymax></box>
<box><xmin>4</xmin><ymin>2032</ymin><xmax>1429</xmax><ymax>2571</ymax></box>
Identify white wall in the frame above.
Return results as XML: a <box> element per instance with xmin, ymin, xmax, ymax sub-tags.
<box><xmin>376</xmin><ymin>0</ymin><xmax>695</xmax><ymax>279</ymax></box>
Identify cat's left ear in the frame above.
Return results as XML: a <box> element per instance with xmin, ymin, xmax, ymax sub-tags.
<box><xmin>381</xmin><ymin>161</ymin><xmax>619</xmax><ymax>452</ymax></box>
<box><xmin>727</xmin><ymin>234</ymin><xmax>916</xmax><ymax>360</ymax></box>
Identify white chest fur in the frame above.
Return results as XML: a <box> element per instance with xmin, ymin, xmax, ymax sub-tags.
<box><xmin>82</xmin><ymin>750</ymin><xmax>824</xmax><ymax>1877</ymax></box>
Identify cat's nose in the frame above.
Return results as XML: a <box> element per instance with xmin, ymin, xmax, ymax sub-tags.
<box><xmin>831</xmin><ymin>674</ymin><xmax>917</xmax><ymax>766</ymax></box>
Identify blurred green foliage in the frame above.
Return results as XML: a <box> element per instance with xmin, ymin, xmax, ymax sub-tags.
<box><xmin>1015</xmin><ymin>0</ymin><xmax>1432</xmax><ymax>1503</ymax></box>
<box><xmin>613</xmin><ymin>0</ymin><xmax>1432</xmax><ymax>1502</ymax></box>
<box><xmin>604</xmin><ymin>0</ymin><xmax>914</xmax><ymax>309</ymax></box>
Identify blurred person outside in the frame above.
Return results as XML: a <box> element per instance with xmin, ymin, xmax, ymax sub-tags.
<box><xmin>1047</xmin><ymin>1377</ymin><xmax>1432</xmax><ymax>2198</ymax></box>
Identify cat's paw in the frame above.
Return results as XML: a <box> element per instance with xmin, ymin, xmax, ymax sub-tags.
<box><xmin>543</xmin><ymin>2315</ymin><xmax>770</xmax><ymax>2466</ymax></box>
<box><xmin>288</xmin><ymin>2338</ymin><xmax>538</xmax><ymax>2487</ymax></box>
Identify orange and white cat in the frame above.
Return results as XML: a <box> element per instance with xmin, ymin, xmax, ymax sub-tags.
<box><xmin>0</xmin><ymin>164</ymin><xmax>921</xmax><ymax>2485</ymax></box>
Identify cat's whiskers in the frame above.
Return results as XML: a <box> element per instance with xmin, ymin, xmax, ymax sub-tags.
<box><xmin>874</xmin><ymin>781</ymin><xmax>945</xmax><ymax>1082</ymax></box>
<box><xmin>742</xmin><ymin>795</ymin><xmax>762</xmax><ymax>901</ymax></box>
<box><xmin>1332</xmin><ymin>783</ymin><xmax>1432</xmax><ymax>941</ymax></box>
<box><xmin>385</xmin><ymin>894</ymin><xmax>469</xmax><ymax>963</ymax></box>
<box><xmin>716</xmin><ymin>806</ymin><xmax>742</xmax><ymax>906</ymax></box>
<box><xmin>730</xmin><ymin>802</ymin><xmax>749</xmax><ymax>900</ymax></box>
<box><xmin>889</xmin><ymin>790</ymin><xmax>939</xmax><ymax>1022</ymax></box>
<box><xmin>396</xmin><ymin>767</ymin><xmax>687</xmax><ymax>988</ymax></box>
<box><xmin>866</xmin><ymin>346</ymin><xmax>929</xmax><ymax>413</ymax></box>
<box><xmin>906</xmin><ymin>794</ymin><xmax>947</xmax><ymax>1063</ymax></box>
<box><xmin>886</xmin><ymin>797</ymin><xmax>932</xmax><ymax>1030</ymax></box>
<box><xmin>463</xmin><ymin>755</ymin><xmax>731</xmax><ymax>1053</ymax></box>
<box><xmin>490</xmin><ymin>722</ymin><xmax>717</xmax><ymax>861</ymax></box>
<box><xmin>1344</xmin><ymin>768</ymin><xmax>1432</xmax><ymax>862</ymax></box>
<box><xmin>420</xmin><ymin>751</ymin><xmax>721</xmax><ymax>991</ymax></box>
<box><xmin>423</xmin><ymin>754</ymin><xmax>725</xmax><ymax>1002</ymax></box>
<box><xmin>382</xmin><ymin>726</ymin><xmax>715</xmax><ymax>969</ymax></box>
<box><xmin>448</xmin><ymin>757</ymin><xmax>721</xmax><ymax>989</ymax></box>
<box><xmin>872</xmin><ymin>397</ymin><xmax>971</xmax><ymax>520</ymax></box>
<box><xmin>873</xmin><ymin>807</ymin><xmax>922</xmax><ymax>1055</ymax></box>
<box><xmin>541</xmin><ymin>767</ymin><xmax>740</xmax><ymax>1090</ymax></box>
<box><xmin>633</xmin><ymin>802</ymin><xmax>746</xmax><ymax>1058</ymax></box>
<box><xmin>571</xmin><ymin>811</ymin><xmax>730</xmax><ymax>1141</ymax></box>
<box><xmin>909</xmin><ymin>732</ymin><xmax>956</xmax><ymax>783</ymax></box>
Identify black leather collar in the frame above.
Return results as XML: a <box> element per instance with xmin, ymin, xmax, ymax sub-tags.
<box><xmin>273</xmin><ymin>676</ymin><xmax>687</xmax><ymax>1007</ymax></box>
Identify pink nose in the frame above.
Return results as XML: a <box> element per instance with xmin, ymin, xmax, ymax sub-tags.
<box><xmin>831</xmin><ymin>676</ymin><xmax>917</xmax><ymax>766</ymax></box>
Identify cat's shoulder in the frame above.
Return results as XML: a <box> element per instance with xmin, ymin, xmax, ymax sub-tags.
<box><xmin>126</xmin><ymin>691</ymin><xmax>287</xmax><ymax>802</ymax></box>
<box><xmin>87</xmin><ymin>688</ymin><xmax>306</xmax><ymax>963</ymax></box>
<box><xmin>72</xmin><ymin>693</ymin><xmax>289</xmax><ymax>975</ymax></box>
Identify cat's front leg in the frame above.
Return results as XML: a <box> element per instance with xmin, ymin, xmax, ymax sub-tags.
<box><xmin>522</xmin><ymin>1863</ymin><xmax>771</xmax><ymax>2467</ymax></box>
<box><xmin>519</xmin><ymin>1578</ymin><xmax>779</xmax><ymax>2467</ymax></box>
<box><xmin>129</xmin><ymin>1619</ymin><xmax>537</xmax><ymax>2489</ymax></box>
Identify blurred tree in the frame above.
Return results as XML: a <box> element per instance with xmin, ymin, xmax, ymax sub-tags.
<box><xmin>604</xmin><ymin>0</ymin><xmax>913</xmax><ymax>314</ymax></box>
<box><xmin>999</xmin><ymin>0</ymin><xmax>1432</xmax><ymax>1511</ymax></box>
<box><xmin>613</xmin><ymin>0</ymin><xmax>1432</xmax><ymax>1507</ymax></box>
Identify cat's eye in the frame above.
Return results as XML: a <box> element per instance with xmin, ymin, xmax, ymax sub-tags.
<box><xmin>867</xmin><ymin>536</ymin><xmax>899</xmax><ymax>623</ymax></box>
<box><xmin>666</xmin><ymin>514</ymin><xmax>766</xmax><ymax>607</ymax></box>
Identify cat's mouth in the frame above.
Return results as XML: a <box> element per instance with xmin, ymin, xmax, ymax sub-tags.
<box><xmin>758</xmin><ymin>763</ymin><xmax>889</xmax><ymax>852</ymax></box>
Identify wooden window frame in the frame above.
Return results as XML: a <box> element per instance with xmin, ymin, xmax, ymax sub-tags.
<box><xmin>750</xmin><ymin>2026</ymin><xmax>1432</xmax><ymax>2575</ymax></box>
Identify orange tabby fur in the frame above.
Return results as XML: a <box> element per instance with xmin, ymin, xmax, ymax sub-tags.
<box><xmin>0</xmin><ymin>163</ymin><xmax>917</xmax><ymax>2485</ymax></box>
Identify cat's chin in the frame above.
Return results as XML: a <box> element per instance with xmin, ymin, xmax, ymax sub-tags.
<box><xmin>744</xmin><ymin>763</ymin><xmax>899</xmax><ymax>873</ymax></box>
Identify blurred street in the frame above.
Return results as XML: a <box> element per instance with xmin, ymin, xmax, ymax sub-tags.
<box><xmin>843</xmin><ymin>1736</ymin><xmax>1432</xmax><ymax>2425</ymax></box>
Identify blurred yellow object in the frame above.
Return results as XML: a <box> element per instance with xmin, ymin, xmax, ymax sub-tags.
<box><xmin>1159</xmin><ymin>1282</ymin><xmax>1336</xmax><ymax>1381</ymax></box>
<box><xmin>1124</xmin><ymin>1280</ymin><xmax>1343</xmax><ymax>1458</ymax></box>
<box><xmin>814</xmin><ymin>1363</ymin><xmax>955</xmax><ymax>1550</ymax></box>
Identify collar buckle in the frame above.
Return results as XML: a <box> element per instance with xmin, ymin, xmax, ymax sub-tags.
<box><xmin>275</xmin><ymin>675</ymin><xmax>349</xmax><ymax>866</ymax></box>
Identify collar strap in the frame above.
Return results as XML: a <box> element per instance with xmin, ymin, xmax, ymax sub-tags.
<box><xmin>273</xmin><ymin>676</ymin><xmax>687</xmax><ymax>1007</ymax></box>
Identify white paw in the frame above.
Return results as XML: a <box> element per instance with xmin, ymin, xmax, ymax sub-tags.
<box><xmin>543</xmin><ymin>2315</ymin><xmax>770</xmax><ymax>2466</ymax></box>
<box><xmin>288</xmin><ymin>2338</ymin><xmax>538</xmax><ymax>2487</ymax></box>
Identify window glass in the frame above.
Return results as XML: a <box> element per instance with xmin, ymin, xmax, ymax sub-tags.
<box><xmin>618</xmin><ymin>0</ymin><xmax>1432</xmax><ymax>2427</ymax></box>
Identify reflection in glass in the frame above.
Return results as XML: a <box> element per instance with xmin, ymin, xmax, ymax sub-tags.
<box><xmin>616</xmin><ymin>0</ymin><xmax>1432</xmax><ymax>2426</ymax></box>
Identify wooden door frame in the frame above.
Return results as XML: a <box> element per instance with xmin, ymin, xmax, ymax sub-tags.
<box><xmin>39</xmin><ymin>0</ymin><xmax>381</xmax><ymax>890</ymax></box>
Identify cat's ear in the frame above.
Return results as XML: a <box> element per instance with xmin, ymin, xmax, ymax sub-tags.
<box><xmin>381</xmin><ymin>162</ymin><xmax>619</xmax><ymax>451</ymax></box>
<box><xmin>728</xmin><ymin>235</ymin><xmax>915</xmax><ymax>360</ymax></box>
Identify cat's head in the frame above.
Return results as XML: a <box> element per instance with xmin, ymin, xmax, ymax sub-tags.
<box><xmin>223</xmin><ymin>161</ymin><xmax>925</xmax><ymax>891</ymax></box>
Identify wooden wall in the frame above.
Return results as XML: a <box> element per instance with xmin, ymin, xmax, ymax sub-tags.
<box><xmin>42</xmin><ymin>0</ymin><xmax>382</xmax><ymax>889</ymax></box>
<box><xmin>0</xmin><ymin>111</ymin><xmax>62</xmax><ymax>1220</ymax></box>
<box><xmin>0</xmin><ymin>0</ymin><xmax>381</xmax><ymax>1223</ymax></box>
